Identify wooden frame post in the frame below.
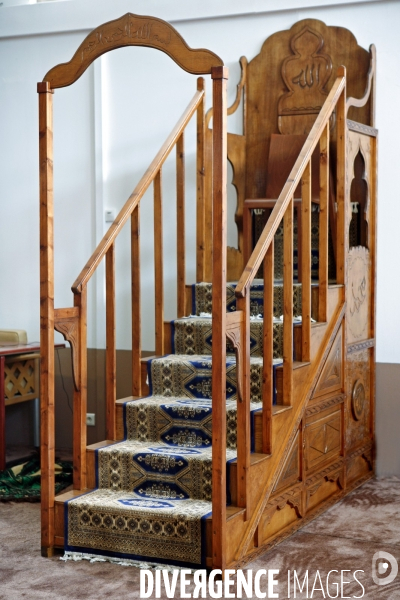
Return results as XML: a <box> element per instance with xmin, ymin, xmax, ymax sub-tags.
<box><xmin>336</xmin><ymin>67</ymin><xmax>347</xmax><ymax>286</ymax></box>
<box><xmin>73</xmin><ymin>288</ymin><xmax>87</xmax><ymax>490</ymax></box>
<box><xmin>154</xmin><ymin>170</ymin><xmax>164</xmax><ymax>355</ymax></box>
<box><xmin>196</xmin><ymin>77</ymin><xmax>206</xmax><ymax>282</ymax></box>
<box><xmin>319</xmin><ymin>124</ymin><xmax>330</xmax><ymax>322</ymax></box>
<box><xmin>301</xmin><ymin>161</ymin><xmax>311</xmax><ymax>361</ymax></box>
<box><xmin>38</xmin><ymin>81</ymin><xmax>55</xmax><ymax>557</ymax></box>
<box><xmin>283</xmin><ymin>198</ymin><xmax>294</xmax><ymax>405</ymax></box>
<box><xmin>176</xmin><ymin>132</ymin><xmax>186</xmax><ymax>318</ymax></box>
<box><xmin>105</xmin><ymin>244</ymin><xmax>116</xmax><ymax>440</ymax></box>
<box><xmin>211</xmin><ymin>65</ymin><xmax>228</xmax><ymax>571</ymax></box>
<box><xmin>262</xmin><ymin>242</ymin><xmax>274</xmax><ymax>454</ymax></box>
<box><xmin>131</xmin><ymin>207</ymin><xmax>141</xmax><ymax>396</ymax></box>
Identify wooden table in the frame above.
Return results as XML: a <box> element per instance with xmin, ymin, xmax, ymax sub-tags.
<box><xmin>0</xmin><ymin>343</ymin><xmax>63</xmax><ymax>471</ymax></box>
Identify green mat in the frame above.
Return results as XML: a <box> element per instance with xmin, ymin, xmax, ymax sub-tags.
<box><xmin>0</xmin><ymin>457</ymin><xmax>73</xmax><ymax>502</ymax></box>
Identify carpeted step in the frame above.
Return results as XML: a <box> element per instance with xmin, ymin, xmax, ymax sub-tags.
<box><xmin>147</xmin><ymin>354</ymin><xmax>283</xmax><ymax>404</ymax></box>
<box><xmin>191</xmin><ymin>279</ymin><xmax>303</xmax><ymax>317</ymax></box>
<box><xmin>65</xmin><ymin>488</ymin><xmax>212</xmax><ymax>567</ymax></box>
<box><xmin>95</xmin><ymin>439</ymin><xmax>236</xmax><ymax>502</ymax></box>
<box><xmin>171</xmin><ymin>315</ymin><xmax>284</xmax><ymax>358</ymax></box>
<box><xmin>123</xmin><ymin>396</ymin><xmax>249</xmax><ymax>449</ymax></box>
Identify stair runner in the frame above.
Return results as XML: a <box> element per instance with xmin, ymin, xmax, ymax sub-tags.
<box><xmin>64</xmin><ymin>281</ymin><xmax>303</xmax><ymax>567</ymax></box>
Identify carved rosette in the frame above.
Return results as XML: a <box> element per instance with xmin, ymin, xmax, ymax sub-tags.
<box><xmin>351</xmin><ymin>379</ymin><xmax>365</xmax><ymax>421</ymax></box>
<box><xmin>346</xmin><ymin>350</ymin><xmax>371</xmax><ymax>449</ymax></box>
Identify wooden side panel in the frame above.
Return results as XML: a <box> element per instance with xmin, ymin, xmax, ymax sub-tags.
<box><xmin>345</xmin><ymin>348</ymin><xmax>373</xmax><ymax>452</ymax></box>
<box><xmin>306</xmin><ymin>470</ymin><xmax>343</xmax><ymax>512</ymax></box>
<box><xmin>305</xmin><ymin>407</ymin><xmax>342</xmax><ymax>472</ymax></box>
<box><xmin>346</xmin><ymin>442</ymin><xmax>373</xmax><ymax>486</ymax></box>
<box><xmin>273</xmin><ymin>429</ymin><xmax>301</xmax><ymax>492</ymax></box>
<box><xmin>314</xmin><ymin>326</ymin><xmax>343</xmax><ymax>397</ymax></box>
<box><xmin>346</xmin><ymin>247</ymin><xmax>371</xmax><ymax>345</ymax></box>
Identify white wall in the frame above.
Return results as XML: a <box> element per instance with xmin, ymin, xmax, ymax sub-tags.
<box><xmin>0</xmin><ymin>0</ymin><xmax>399</xmax><ymax>360</ymax></box>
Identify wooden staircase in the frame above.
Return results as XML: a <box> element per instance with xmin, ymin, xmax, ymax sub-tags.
<box><xmin>38</xmin><ymin>15</ymin><xmax>377</xmax><ymax>570</ymax></box>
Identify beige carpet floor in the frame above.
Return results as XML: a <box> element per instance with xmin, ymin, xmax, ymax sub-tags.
<box><xmin>0</xmin><ymin>478</ymin><xmax>399</xmax><ymax>599</ymax></box>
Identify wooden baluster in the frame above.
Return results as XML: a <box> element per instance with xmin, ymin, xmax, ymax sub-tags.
<box><xmin>105</xmin><ymin>243</ymin><xmax>116</xmax><ymax>440</ymax></box>
<box><xmin>262</xmin><ymin>242</ymin><xmax>274</xmax><ymax>454</ymax></box>
<box><xmin>336</xmin><ymin>67</ymin><xmax>347</xmax><ymax>286</ymax></box>
<box><xmin>319</xmin><ymin>124</ymin><xmax>329</xmax><ymax>322</ymax></box>
<box><xmin>283</xmin><ymin>198</ymin><xmax>293</xmax><ymax>405</ymax></box>
<box><xmin>73</xmin><ymin>287</ymin><xmax>87</xmax><ymax>490</ymax></box>
<box><xmin>154</xmin><ymin>170</ymin><xmax>164</xmax><ymax>355</ymax></box>
<box><xmin>131</xmin><ymin>206</ymin><xmax>141</xmax><ymax>396</ymax></box>
<box><xmin>301</xmin><ymin>161</ymin><xmax>311</xmax><ymax>361</ymax></box>
<box><xmin>235</xmin><ymin>296</ymin><xmax>250</xmax><ymax>514</ymax></box>
<box><xmin>38</xmin><ymin>81</ymin><xmax>55</xmax><ymax>556</ymax></box>
<box><xmin>242</xmin><ymin>206</ymin><xmax>253</xmax><ymax>265</ymax></box>
<box><xmin>211</xmin><ymin>65</ymin><xmax>228</xmax><ymax>571</ymax></box>
<box><xmin>177</xmin><ymin>133</ymin><xmax>186</xmax><ymax>318</ymax></box>
<box><xmin>196</xmin><ymin>77</ymin><xmax>206</xmax><ymax>282</ymax></box>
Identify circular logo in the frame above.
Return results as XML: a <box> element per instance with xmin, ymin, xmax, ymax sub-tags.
<box><xmin>372</xmin><ymin>551</ymin><xmax>399</xmax><ymax>586</ymax></box>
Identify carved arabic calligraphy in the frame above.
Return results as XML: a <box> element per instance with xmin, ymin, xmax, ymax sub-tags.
<box><xmin>292</xmin><ymin>64</ymin><xmax>321</xmax><ymax>88</ymax></box>
<box><xmin>278</xmin><ymin>26</ymin><xmax>332</xmax><ymax>117</ymax></box>
<box><xmin>81</xmin><ymin>16</ymin><xmax>171</xmax><ymax>62</ymax></box>
<box><xmin>350</xmin><ymin>276</ymin><xmax>367</xmax><ymax>316</ymax></box>
<box><xmin>347</xmin><ymin>247</ymin><xmax>370</xmax><ymax>341</ymax></box>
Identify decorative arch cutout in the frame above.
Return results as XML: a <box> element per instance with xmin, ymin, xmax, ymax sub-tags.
<box><xmin>43</xmin><ymin>13</ymin><xmax>223</xmax><ymax>89</ymax></box>
<box><xmin>349</xmin><ymin>149</ymin><xmax>369</xmax><ymax>248</ymax></box>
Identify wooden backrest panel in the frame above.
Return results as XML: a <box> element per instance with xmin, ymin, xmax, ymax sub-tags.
<box><xmin>244</xmin><ymin>19</ymin><xmax>372</xmax><ymax>198</ymax></box>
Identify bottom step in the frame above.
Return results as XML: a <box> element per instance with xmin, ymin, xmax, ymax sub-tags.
<box><xmin>54</xmin><ymin>489</ymin><xmax>244</xmax><ymax>568</ymax></box>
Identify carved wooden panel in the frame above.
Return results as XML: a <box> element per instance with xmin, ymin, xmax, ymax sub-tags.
<box><xmin>313</xmin><ymin>326</ymin><xmax>343</xmax><ymax>398</ymax></box>
<box><xmin>245</xmin><ymin>18</ymin><xmax>372</xmax><ymax>198</ymax></box>
<box><xmin>305</xmin><ymin>408</ymin><xmax>342</xmax><ymax>471</ymax></box>
<box><xmin>346</xmin><ymin>441</ymin><xmax>373</xmax><ymax>484</ymax></box>
<box><xmin>44</xmin><ymin>13</ymin><xmax>223</xmax><ymax>89</ymax></box>
<box><xmin>225</xmin><ymin>311</ymin><xmax>244</xmax><ymax>403</ymax></box>
<box><xmin>4</xmin><ymin>356</ymin><xmax>39</xmax><ymax>405</ymax></box>
<box><xmin>274</xmin><ymin>430</ymin><xmax>301</xmax><ymax>492</ymax></box>
<box><xmin>346</xmin><ymin>349</ymin><xmax>372</xmax><ymax>451</ymax></box>
<box><xmin>54</xmin><ymin>308</ymin><xmax>80</xmax><ymax>391</ymax></box>
<box><xmin>278</xmin><ymin>25</ymin><xmax>332</xmax><ymax>135</ymax></box>
<box><xmin>347</xmin><ymin>130</ymin><xmax>373</xmax><ymax>249</ymax></box>
<box><xmin>346</xmin><ymin>246</ymin><xmax>370</xmax><ymax>344</ymax></box>
<box><xmin>258</xmin><ymin>482</ymin><xmax>303</xmax><ymax>545</ymax></box>
<box><xmin>306</xmin><ymin>461</ymin><xmax>343</xmax><ymax>511</ymax></box>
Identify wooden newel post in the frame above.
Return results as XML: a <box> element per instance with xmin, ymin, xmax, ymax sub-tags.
<box><xmin>38</xmin><ymin>81</ymin><xmax>55</xmax><ymax>556</ymax></box>
<box><xmin>211</xmin><ymin>65</ymin><xmax>228</xmax><ymax>571</ymax></box>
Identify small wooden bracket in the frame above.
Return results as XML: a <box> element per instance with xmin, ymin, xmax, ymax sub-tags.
<box><xmin>54</xmin><ymin>307</ymin><xmax>80</xmax><ymax>391</ymax></box>
<box><xmin>226</xmin><ymin>311</ymin><xmax>244</xmax><ymax>403</ymax></box>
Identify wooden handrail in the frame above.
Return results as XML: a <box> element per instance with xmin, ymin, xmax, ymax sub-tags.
<box><xmin>44</xmin><ymin>14</ymin><xmax>223</xmax><ymax>89</ymax></box>
<box><xmin>72</xmin><ymin>89</ymin><xmax>204</xmax><ymax>294</ymax></box>
<box><xmin>235</xmin><ymin>72</ymin><xmax>346</xmax><ymax>299</ymax></box>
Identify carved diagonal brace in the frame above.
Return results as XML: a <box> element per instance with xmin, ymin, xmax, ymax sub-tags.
<box><xmin>54</xmin><ymin>307</ymin><xmax>80</xmax><ymax>391</ymax></box>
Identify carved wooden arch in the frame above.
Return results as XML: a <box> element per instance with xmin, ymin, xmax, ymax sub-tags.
<box><xmin>43</xmin><ymin>13</ymin><xmax>224</xmax><ymax>89</ymax></box>
<box><xmin>348</xmin><ymin>138</ymin><xmax>371</xmax><ymax>248</ymax></box>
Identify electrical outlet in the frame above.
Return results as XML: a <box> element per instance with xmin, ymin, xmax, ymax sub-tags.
<box><xmin>86</xmin><ymin>413</ymin><xmax>95</xmax><ymax>426</ymax></box>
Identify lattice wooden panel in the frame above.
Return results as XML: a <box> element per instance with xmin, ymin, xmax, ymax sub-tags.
<box><xmin>4</xmin><ymin>355</ymin><xmax>39</xmax><ymax>405</ymax></box>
